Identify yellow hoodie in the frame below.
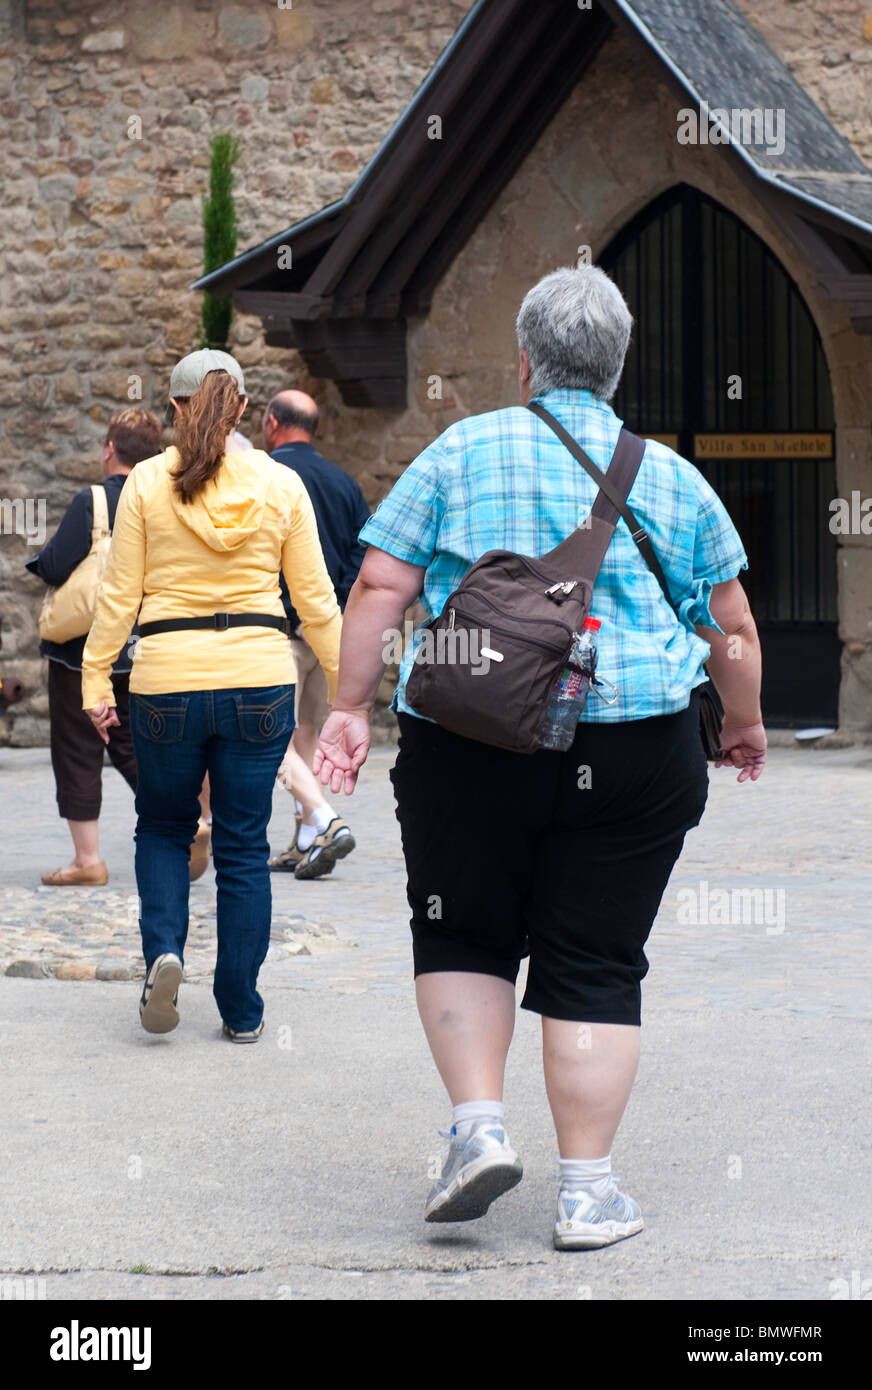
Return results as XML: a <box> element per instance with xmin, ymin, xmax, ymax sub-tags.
<box><xmin>81</xmin><ymin>448</ymin><xmax>342</xmax><ymax>710</ymax></box>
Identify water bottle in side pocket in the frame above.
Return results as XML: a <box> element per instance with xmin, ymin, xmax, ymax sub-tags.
<box><xmin>539</xmin><ymin>617</ymin><xmax>601</xmax><ymax>751</ymax></box>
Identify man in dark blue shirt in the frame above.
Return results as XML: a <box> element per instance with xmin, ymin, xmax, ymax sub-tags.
<box><xmin>263</xmin><ymin>390</ymin><xmax>370</xmax><ymax>880</ymax></box>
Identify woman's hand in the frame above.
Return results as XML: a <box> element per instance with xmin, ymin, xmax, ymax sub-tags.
<box><xmin>715</xmin><ymin>720</ymin><xmax>767</xmax><ymax>783</ymax></box>
<box><xmin>86</xmin><ymin>701</ymin><xmax>120</xmax><ymax>745</ymax></box>
<box><xmin>314</xmin><ymin>708</ymin><xmax>371</xmax><ymax>795</ymax></box>
<box><xmin>311</xmin><ymin>549</ymin><xmax>423</xmax><ymax>794</ymax></box>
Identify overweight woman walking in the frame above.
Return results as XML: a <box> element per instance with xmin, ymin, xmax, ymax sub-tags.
<box><xmin>316</xmin><ymin>267</ymin><xmax>766</xmax><ymax>1248</ymax></box>
<box><xmin>82</xmin><ymin>350</ymin><xmax>341</xmax><ymax>1041</ymax></box>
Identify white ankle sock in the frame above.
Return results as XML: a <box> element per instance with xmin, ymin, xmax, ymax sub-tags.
<box><xmin>297</xmin><ymin>804</ymin><xmax>337</xmax><ymax>851</ymax></box>
<box><xmin>452</xmin><ymin>1099</ymin><xmax>504</xmax><ymax>1140</ymax></box>
<box><xmin>311</xmin><ymin>803</ymin><xmax>336</xmax><ymax>833</ymax></box>
<box><xmin>297</xmin><ymin>822</ymin><xmax>317</xmax><ymax>850</ymax></box>
<box><xmin>559</xmin><ymin>1154</ymin><xmax>612</xmax><ymax>1197</ymax></box>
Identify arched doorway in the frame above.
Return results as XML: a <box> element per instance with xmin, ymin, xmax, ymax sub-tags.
<box><xmin>601</xmin><ymin>183</ymin><xmax>839</xmax><ymax>727</ymax></box>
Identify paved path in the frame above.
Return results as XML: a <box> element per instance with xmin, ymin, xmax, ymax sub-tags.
<box><xmin>0</xmin><ymin>744</ymin><xmax>870</xmax><ymax>1299</ymax></box>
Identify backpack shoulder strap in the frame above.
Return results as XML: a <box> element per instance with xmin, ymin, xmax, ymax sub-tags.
<box><xmin>527</xmin><ymin>402</ymin><xmax>677</xmax><ymax>612</ymax></box>
<box><xmin>90</xmin><ymin>484</ymin><xmax>110</xmax><ymax>538</ymax></box>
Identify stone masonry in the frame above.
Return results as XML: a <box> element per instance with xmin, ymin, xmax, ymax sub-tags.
<box><xmin>0</xmin><ymin>0</ymin><xmax>870</xmax><ymax>744</ymax></box>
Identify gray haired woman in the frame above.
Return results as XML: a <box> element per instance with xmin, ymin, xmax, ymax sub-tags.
<box><xmin>316</xmin><ymin>265</ymin><xmax>766</xmax><ymax>1249</ymax></box>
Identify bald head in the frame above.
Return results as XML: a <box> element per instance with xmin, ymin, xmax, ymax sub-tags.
<box><xmin>262</xmin><ymin>390</ymin><xmax>320</xmax><ymax>450</ymax></box>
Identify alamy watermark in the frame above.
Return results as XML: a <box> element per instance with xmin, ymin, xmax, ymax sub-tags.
<box><xmin>828</xmin><ymin>492</ymin><xmax>872</xmax><ymax>535</ymax></box>
<box><xmin>829</xmin><ymin>1271</ymin><xmax>872</xmax><ymax>1300</ymax></box>
<box><xmin>382</xmin><ymin>621</ymin><xmax>493</xmax><ymax>676</ymax></box>
<box><xmin>1</xmin><ymin>1275</ymin><xmax>47</xmax><ymax>1299</ymax></box>
<box><xmin>677</xmin><ymin>104</ymin><xmax>786</xmax><ymax>158</ymax></box>
<box><xmin>50</xmin><ymin>1321</ymin><xmax>151</xmax><ymax>1371</ymax></box>
<box><xmin>676</xmin><ymin>880</ymin><xmax>786</xmax><ymax>934</ymax></box>
<box><xmin>0</xmin><ymin>497</ymin><xmax>46</xmax><ymax>546</ymax></box>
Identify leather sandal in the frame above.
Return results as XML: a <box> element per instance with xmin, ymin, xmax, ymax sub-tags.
<box><xmin>268</xmin><ymin>813</ymin><xmax>303</xmax><ymax>872</ymax></box>
<box><xmin>269</xmin><ymin>839</ymin><xmax>304</xmax><ymax>872</ymax></box>
<box><xmin>294</xmin><ymin>818</ymin><xmax>356</xmax><ymax>880</ymax></box>
<box><xmin>41</xmin><ymin>861</ymin><xmax>109</xmax><ymax>886</ymax></box>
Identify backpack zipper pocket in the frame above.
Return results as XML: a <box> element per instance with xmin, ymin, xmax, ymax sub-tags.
<box><xmin>447</xmin><ymin>591</ymin><xmax>574</xmax><ymax>645</ymax></box>
<box><xmin>517</xmin><ymin>556</ymin><xmax>585</xmax><ymax>594</ymax></box>
<box><xmin>447</xmin><ymin>604</ymin><xmax>569</xmax><ymax>656</ymax></box>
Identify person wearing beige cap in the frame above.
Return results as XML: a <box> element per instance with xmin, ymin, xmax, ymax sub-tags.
<box><xmin>81</xmin><ymin>351</ymin><xmax>342</xmax><ymax>1042</ymax></box>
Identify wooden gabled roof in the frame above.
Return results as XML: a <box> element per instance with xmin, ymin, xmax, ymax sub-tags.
<box><xmin>194</xmin><ymin>0</ymin><xmax>872</xmax><ymax>406</ymax></box>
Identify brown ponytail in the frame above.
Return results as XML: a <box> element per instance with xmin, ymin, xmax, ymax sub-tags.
<box><xmin>171</xmin><ymin>371</ymin><xmax>241</xmax><ymax>502</ymax></box>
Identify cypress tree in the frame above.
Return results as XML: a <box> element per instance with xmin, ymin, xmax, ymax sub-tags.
<box><xmin>199</xmin><ymin>133</ymin><xmax>242</xmax><ymax>350</ymax></box>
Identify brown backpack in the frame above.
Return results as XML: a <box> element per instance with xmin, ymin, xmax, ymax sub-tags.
<box><xmin>404</xmin><ymin>403</ymin><xmax>657</xmax><ymax>753</ymax></box>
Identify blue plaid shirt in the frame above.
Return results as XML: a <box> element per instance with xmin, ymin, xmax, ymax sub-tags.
<box><xmin>359</xmin><ymin>389</ymin><xmax>748</xmax><ymax>722</ymax></box>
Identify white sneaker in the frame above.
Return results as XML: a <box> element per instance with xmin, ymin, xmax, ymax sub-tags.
<box><xmin>425</xmin><ymin>1119</ymin><xmax>523</xmax><ymax>1223</ymax></box>
<box><xmin>553</xmin><ymin>1179</ymin><xmax>644</xmax><ymax>1249</ymax></box>
<box><xmin>139</xmin><ymin>953</ymin><xmax>183</xmax><ymax>1035</ymax></box>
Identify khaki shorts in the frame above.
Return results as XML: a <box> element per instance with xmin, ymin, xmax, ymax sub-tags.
<box><xmin>290</xmin><ymin>636</ymin><xmax>330</xmax><ymax>730</ymax></box>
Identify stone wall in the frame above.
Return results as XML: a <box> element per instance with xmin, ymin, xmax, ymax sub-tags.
<box><xmin>0</xmin><ymin>0</ymin><xmax>472</xmax><ymax>743</ymax></box>
<box><xmin>1</xmin><ymin>0</ymin><xmax>870</xmax><ymax>744</ymax></box>
<box><xmin>746</xmin><ymin>0</ymin><xmax>872</xmax><ymax>166</ymax></box>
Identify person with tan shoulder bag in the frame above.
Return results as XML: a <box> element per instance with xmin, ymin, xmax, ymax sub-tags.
<box><xmin>37</xmin><ymin>483</ymin><xmax>112</xmax><ymax>647</ymax></box>
<box><xmin>25</xmin><ymin>408</ymin><xmax>163</xmax><ymax>885</ymax></box>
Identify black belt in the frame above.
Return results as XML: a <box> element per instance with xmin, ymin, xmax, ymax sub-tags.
<box><xmin>138</xmin><ymin>613</ymin><xmax>291</xmax><ymax>638</ymax></box>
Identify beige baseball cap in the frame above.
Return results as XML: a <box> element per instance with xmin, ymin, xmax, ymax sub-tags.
<box><xmin>169</xmin><ymin>349</ymin><xmax>246</xmax><ymax>399</ymax></box>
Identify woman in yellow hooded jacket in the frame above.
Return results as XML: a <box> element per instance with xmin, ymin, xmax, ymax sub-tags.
<box><xmin>82</xmin><ymin>351</ymin><xmax>342</xmax><ymax>1041</ymax></box>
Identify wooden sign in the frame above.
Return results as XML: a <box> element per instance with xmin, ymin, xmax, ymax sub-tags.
<box><xmin>693</xmin><ymin>433</ymin><xmax>834</xmax><ymax>460</ymax></box>
<box><xmin>641</xmin><ymin>433</ymin><xmax>680</xmax><ymax>450</ymax></box>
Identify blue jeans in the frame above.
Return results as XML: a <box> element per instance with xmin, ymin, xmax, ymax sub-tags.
<box><xmin>129</xmin><ymin>686</ymin><xmax>294</xmax><ymax>1032</ymax></box>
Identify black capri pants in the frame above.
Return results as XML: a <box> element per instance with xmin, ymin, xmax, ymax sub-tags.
<box><xmin>48</xmin><ymin>660</ymin><xmax>138</xmax><ymax>821</ymax></box>
<box><xmin>389</xmin><ymin>695</ymin><xmax>708</xmax><ymax>1026</ymax></box>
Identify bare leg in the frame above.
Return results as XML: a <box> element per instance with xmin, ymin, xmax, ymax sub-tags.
<box><xmin>66</xmin><ymin>819</ymin><xmax>102</xmax><ymax>869</ymax></box>
<box><xmin>198</xmin><ymin>773</ymin><xmax>211</xmax><ymax>822</ymax></box>
<box><xmin>416</xmin><ymin>972</ymin><xmax>516</xmax><ymax>1104</ymax></box>
<box><xmin>277</xmin><ymin>741</ymin><xmax>326</xmax><ymax>821</ymax></box>
<box><xmin>542</xmin><ymin>1019</ymin><xmax>640</xmax><ymax>1157</ymax></box>
<box><xmin>291</xmin><ymin>721</ymin><xmax>319</xmax><ymax>774</ymax></box>
<box><xmin>188</xmin><ymin>774</ymin><xmax>212</xmax><ymax>881</ymax></box>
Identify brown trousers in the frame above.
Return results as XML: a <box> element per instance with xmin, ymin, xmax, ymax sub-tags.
<box><xmin>48</xmin><ymin>660</ymin><xmax>137</xmax><ymax>820</ymax></box>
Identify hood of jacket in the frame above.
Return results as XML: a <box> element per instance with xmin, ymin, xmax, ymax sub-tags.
<box><xmin>166</xmin><ymin>447</ymin><xmax>270</xmax><ymax>551</ymax></box>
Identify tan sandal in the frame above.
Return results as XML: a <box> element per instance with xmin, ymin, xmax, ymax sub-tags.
<box><xmin>268</xmin><ymin>813</ymin><xmax>303</xmax><ymax>872</ymax></box>
<box><xmin>41</xmin><ymin>861</ymin><xmax>109</xmax><ymax>886</ymax></box>
<box><xmin>269</xmin><ymin>839</ymin><xmax>304</xmax><ymax>873</ymax></box>
<box><xmin>294</xmin><ymin>818</ymin><xmax>356</xmax><ymax>880</ymax></box>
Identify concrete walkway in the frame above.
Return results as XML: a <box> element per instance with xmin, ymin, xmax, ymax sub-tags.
<box><xmin>0</xmin><ymin>743</ymin><xmax>869</xmax><ymax>1300</ymax></box>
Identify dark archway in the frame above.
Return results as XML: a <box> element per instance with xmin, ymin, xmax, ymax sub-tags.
<box><xmin>601</xmin><ymin>183</ymin><xmax>839</xmax><ymax>726</ymax></box>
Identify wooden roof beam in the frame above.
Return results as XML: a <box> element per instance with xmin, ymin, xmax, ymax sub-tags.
<box><xmin>400</xmin><ymin>9</ymin><xmax>612</xmax><ymax>314</ymax></box>
<box><xmin>303</xmin><ymin>0</ymin><xmax>530</xmax><ymax>301</ymax></box>
<box><xmin>336</xmin><ymin>0</ymin><xmax>574</xmax><ymax>304</ymax></box>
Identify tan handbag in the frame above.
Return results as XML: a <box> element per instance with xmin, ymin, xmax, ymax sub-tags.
<box><xmin>38</xmin><ymin>485</ymin><xmax>112</xmax><ymax>644</ymax></box>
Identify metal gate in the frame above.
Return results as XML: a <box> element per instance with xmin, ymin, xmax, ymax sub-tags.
<box><xmin>602</xmin><ymin>183</ymin><xmax>839</xmax><ymax>726</ymax></box>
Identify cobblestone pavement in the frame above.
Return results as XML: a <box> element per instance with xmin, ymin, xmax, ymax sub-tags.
<box><xmin>2</xmin><ymin>741</ymin><xmax>870</xmax><ymax>1018</ymax></box>
<box><xmin>0</xmin><ymin>745</ymin><xmax>399</xmax><ymax>984</ymax></box>
<box><xmin>1</xmin><ymin>740</ymin><xmax>870</xmax><ymax>1301</ymax></box>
